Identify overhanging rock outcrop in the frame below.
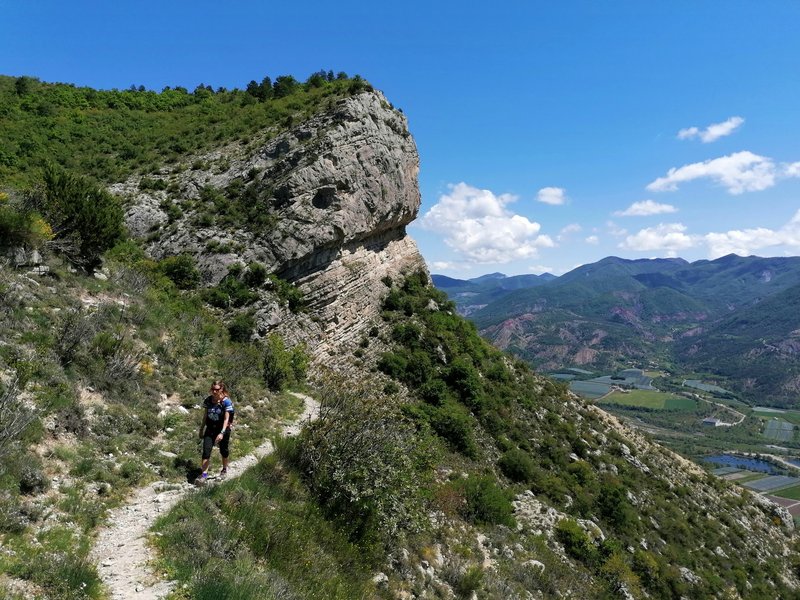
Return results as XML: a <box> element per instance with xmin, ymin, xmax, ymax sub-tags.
<box><xmin>115</xmin><ymin>90</ymin><xmax>427</xmax><ymax>363</ymax></box>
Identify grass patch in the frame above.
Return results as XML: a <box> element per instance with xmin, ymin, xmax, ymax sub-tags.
<box><xmin>152</xmin><ymin>453</ymin><xmax>378</xmax><ymax>600</ymax></box>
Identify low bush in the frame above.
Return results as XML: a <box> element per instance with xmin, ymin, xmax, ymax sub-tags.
<box><xmin>227</xmin><ymin>313</ymin><xmax>255</xmax><ymax>343</ymax></box>
<box><xmin>427</xmin><ymin>402</ymin><xmax>478</xmax><ymax>458</ymax></box>
<box><xmin>556</xmin><ymin>518</ymin><xmax>597</xmax><ymax>565</ymax></box>
<box><xmin>457</xmin><ymin>475</ymin><xmax>514</xmax><ymax>527</ymax></box>
<box><xmin>268</xmin><ymin>274</ymin><xmax>305</xmax><ymax>312</ymax></box>
<box><xmin>159</xmin><ymin>254</ymin><xmax>200</xmax><ymax>289</ymax></box>
<box><xmin>262</xmin><ymin>334</ymin><xmax>308</xmax><ymax>391</ymax></box>
<box><xmin>293</xmin><ymin>375</ymin><xmax>432</xmax><ymax>544</ymax></box>
<box><xmin>0</xmin><ymin>193</ymin><xmax>52</xmax><ymax>249</ymax></box>
<box><xmin>498</xmin><ymin>448</ymin><xmax>536</xmax><ymax>483</ymax></box>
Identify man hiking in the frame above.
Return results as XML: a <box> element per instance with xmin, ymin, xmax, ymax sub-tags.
<box><xmin>196</xmin><ymin>380</ymin><xmax>235</xmax><ymax>485</ymax></box>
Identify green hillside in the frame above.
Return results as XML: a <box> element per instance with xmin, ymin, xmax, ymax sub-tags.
<box><xmin>0</xmin><ymin>72</ymin><xmax>368</xmax><ymax>188</ymax></box>
<box><xmin>675</xmin><ymin>281</ymin><xmax>800</xmax><ymax>405</ymax></box>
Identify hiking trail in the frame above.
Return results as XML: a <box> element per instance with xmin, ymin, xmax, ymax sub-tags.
<box><xmin>90</xmin><ymin>393</ymin><xmax>320</xmax><ymax>600</ymax></box>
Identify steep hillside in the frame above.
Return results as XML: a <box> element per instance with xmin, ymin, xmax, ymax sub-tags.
<box><xmin>1</xmin><ymin>77</ymin><xmax>799</xmax><ymax>599</ymax></box>
<box><xmin>676</xmin><ymin>281</ymin><xmax>800</xmax><ymax>402</ymax></box>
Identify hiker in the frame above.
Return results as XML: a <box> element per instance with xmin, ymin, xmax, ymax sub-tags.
<box><xmin>196</xmin><ymin>380</ymin><xmax>235</xmax><ymax>484</ymax></box>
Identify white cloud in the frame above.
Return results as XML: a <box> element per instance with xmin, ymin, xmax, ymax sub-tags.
<box><xmin>703</xmin><ymin>209</ymin><xmax>800</xmax><ymax>257</ymax></box>
<box><xmin>619</xmin><ymin>223</ymin><xmax>696</xmax><ymax>252</ymax></box>
<box><xmin>614</xmin><ymin>200</ymin><xmax>677</xmax><ymax>217</ymax></box>
<box><xmin>429</xmin><ymin>261</ymin><xmax>458</xmax><ymax>271</ymax></box>
<box><xmin>560</xmin><ymin>223</ymin><xmax>582</xmax><ymax>235</ymax></box>
<box><xmin>585</xmin><ymin>235</ymin><xmax>599</xmax><ymax>245</ymax></box>
<box><xmin>646</xmin><ymin>151</ymin><xmax>777</xmax><ymax>195</ymax></box>
<box><xmin>557</xmin><ymin>223</ymin><xmax>581</xmax><ymax>242</ymax></box>
<box><xmin>528</xmin><ymin>264</ymin><xmax>555</xmax><ymax>274</ymax></box>
<box><xmin>419</xmin><ymin>182</ymin><xmax>554</xmax><ymax>264</ymax></box>
<box><xmin>784</xmin><ymin>161</ymin><xmax>800</xmax><ymax>178</ymax></box>
<box><xmin>537</xmin><ymin>187</ymin><xmax>567</xmax><ymax>205</ymax></box>
<box><xmin>677</xmin><ymin>116</ymin><xmax>744</xmax><ymax>143</ymax></box>
<box><xmin>606</xmin><ymin>220</ymin><xmax>628</xmax><ymax>237</ymax></box>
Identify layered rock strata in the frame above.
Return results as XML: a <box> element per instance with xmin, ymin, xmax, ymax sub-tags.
<box><xmin>115</xmin><ymin>90</ymin><xmax>426</xmax><ymax>362</ymax></box>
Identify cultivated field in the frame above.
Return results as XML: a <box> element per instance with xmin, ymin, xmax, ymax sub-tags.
<box><xmin>598</xmin><ymin>389</ymin><xmax>696</xmax><ymax>410</ymax></box>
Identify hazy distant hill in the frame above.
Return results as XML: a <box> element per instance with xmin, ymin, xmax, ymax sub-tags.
<box><xmin>435</xmin><ymin>255</ymin><xmax>800</xmax><ymax>407</ymax></box>
<box><xmin>430</xmin><ymin>271</ymin><xmax>556</xmax><ymax>316</ymax></box>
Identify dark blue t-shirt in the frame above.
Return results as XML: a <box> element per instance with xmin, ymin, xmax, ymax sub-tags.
<box><xmin>203</xmin><ymin>395</ymin><xmax>235</xmax><ymax>434</ymax></box>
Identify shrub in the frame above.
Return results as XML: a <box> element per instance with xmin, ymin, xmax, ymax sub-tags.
<box><xmin>159</xmin><ymin>254</ymin><xmax>200</xmax><ymax>289</ymax></box>
<box><xmin>295</xmin><ymin>375</ymin><xmax>430</xmax><ymax>542</ymax></box>
<box><xmin>556</xmin><ymin>518</ymin><xmax>597</xmax><ymax>565</ymax></box>
<box><xmin>498</xmin><ymin>448</ymin><xmax>536</xmax><ymax>483</ymax></box>
<box><xmin>428</xmin><ymin>402</ymin><xmax>478</xmax><ymax>458</ymax></box>
<box><xmin>243</xmin><ymin>262</ymin><xmax>267</xmax><ymax>287</ymax></box>
<box><xmin>18</xmin><ymin>462</ymin><xmax>49</xmax><ymax>495</ymax></box>
<box><xmin>457</xmin><ymin>475</ymin><xmax>514</xmax><ymax>527</ymax></box>
<box><xmin>53</xmin><ymin>306</ymin><xmax>97</xmax><ymax>366</ymax></box>
<box><xmin>446</xmin><ymin>358</ymin><xmax>484</xmax><ymax>412</ymax></box>
<box><xmin>0</xmin><ymin>196</ymin><xmax>52</xmax><ymax>250</ymax></box>
<box><xmin>262</xmin><ymin>334</ymin><xmax>308</xmax><ymax>391</ymax></box>
<box><xmin>0</xmin><ymin>377</ymin><xmax>36</xmax><ymax>460</ymax></box>
<box><xmin>453</xmin><ymin>565</ymin><xmax>484</xmax><ymax>599</ymax></box>
<box><xmin>227</xmin><ymin>313</ymin><xmax>255</xmax><ymax>343</ymax></box>
<box><xmin>268</xmin><ymin>274</ymin><xmax>304</xmax><ymax>312</ymax></box>
<box><xmin>26</xmin><ymin>164</ymin><xmax>124</xmax><ymax>268</ymax></box>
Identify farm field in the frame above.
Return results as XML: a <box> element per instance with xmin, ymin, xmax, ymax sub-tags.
<box><xmin>754</xmin><ymin>408</ymin><xmax>800</xmax><ymax>426</ymax></box>
<box><xmin>569</xmin><ymin>380</ymin><xmax>611</xmax><ymax>399</ymax></box>
<box><xmin>762</xmin><ymin>418</ymin><xmax>796</xmax><ymax>442</ymax></box>
<box><xmin>591</xmin><ymin>369</ymin><xmax>654</xmax><ymax>390</ymax></box>
<box><xmin>772</xmin><ymin>484</ymin><xmax>800</xmax><ymax>500</ymax></box>
<box><xmin>728</xmin><ymin>472</ymin><xmax>768</xmax><ymax>484</ymax></box>
<box><xmin>598</xmin><ymin>389</ymin><xmax>696</xmax><ymax>410</ymax></box>
<box><xmin>743</xmin><ymin>475</ymin><xmax>800</xmax><ymax>492</ymax></box>
<box><xmin>683</xmin><ymin>379</ymin><xmax>732</xmax><ymax>394</ymax></box>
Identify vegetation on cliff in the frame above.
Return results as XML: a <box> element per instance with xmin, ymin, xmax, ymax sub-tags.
<box><xmin>0</xmin><ymin>71</ymin><xmax>369</xmax><ymax>188</ymax></box>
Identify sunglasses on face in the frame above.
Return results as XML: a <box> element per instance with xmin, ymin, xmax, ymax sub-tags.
<box><xmin>211</xmin><ymin>387</ymin><xmax>222</xmax><ymax>392</ymax></box>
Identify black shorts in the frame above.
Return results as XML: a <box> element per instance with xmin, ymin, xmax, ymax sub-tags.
<box><xmin>202</xmin><ymin>429</ymin><xmax>231</xmax><ymax>459</ymax></box>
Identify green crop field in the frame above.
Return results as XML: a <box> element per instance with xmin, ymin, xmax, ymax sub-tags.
<box><xmin>598</xmin><ymin>389</ymin><xmax>697</xmax><ymax>410</ymax></box>
<box><xmin>753</xmin><ymin>410</ymin><xmax>800</xmax><ymax>426</ymax></box>
<box><xmin>772</xmin><ymin>484</ymin><xmax>800</xmax><ymax>500</ymax></box>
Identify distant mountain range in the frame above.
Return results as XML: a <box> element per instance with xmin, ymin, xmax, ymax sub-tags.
<box><xmin>430</xmin><ymin>272</ymin><xmax>556</xmax><ymax>316</ymax></box>
<box><xmin>433</xmin><ymin>255</ymin><xmax>800</xmax><ymax>407</ymax></box>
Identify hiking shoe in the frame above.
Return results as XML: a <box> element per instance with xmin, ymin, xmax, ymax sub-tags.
<box><xmin>218</xmin><ymin>469</ymin><xmax>228</xmax><ymax>480</ymax></box>
<box><xmin>194</xmin><ymin>472</ymin><xmax>208</xmax><ymax>486</ymax></box>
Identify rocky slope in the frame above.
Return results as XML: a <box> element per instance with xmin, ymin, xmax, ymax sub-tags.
<box><xmin>114</xmin><ymin>90</ymin><xmax>425</xmax><ymax>362</ymax></box>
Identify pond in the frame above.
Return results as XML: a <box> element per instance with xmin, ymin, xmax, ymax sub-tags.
<box><xmin>702</xmin><ymin>454</ymin><xmax>779</xmax><ymax>474</ymax></box>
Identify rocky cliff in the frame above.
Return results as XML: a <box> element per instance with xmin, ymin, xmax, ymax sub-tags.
<box><xmin>115</xmin><ymin>91</ymin><xmax>427</xmax><ymax>362</ymax></box>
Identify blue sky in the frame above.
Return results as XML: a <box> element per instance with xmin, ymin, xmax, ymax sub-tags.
<box><xmin>3</xmin><ymin>1</ymin><xmax>800</xmax><ymax>276</ymax></box>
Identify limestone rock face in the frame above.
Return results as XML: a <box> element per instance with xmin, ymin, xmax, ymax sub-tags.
<box><xmin>115</xmin><ymin>90</ymin><xmax>427</xmax><ymax>363</ymax></box>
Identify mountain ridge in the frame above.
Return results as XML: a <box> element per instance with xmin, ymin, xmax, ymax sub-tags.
<box><xmin>440</xmin><ymin>254</ymin><xmax>800</xmax><ymax>406</ymax></box>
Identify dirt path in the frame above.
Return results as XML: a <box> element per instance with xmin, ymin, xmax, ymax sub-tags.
<box><xmin>90</xmin><ymin>393</ymin><xmax>319</xmax><ymax>600</ymax></box>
